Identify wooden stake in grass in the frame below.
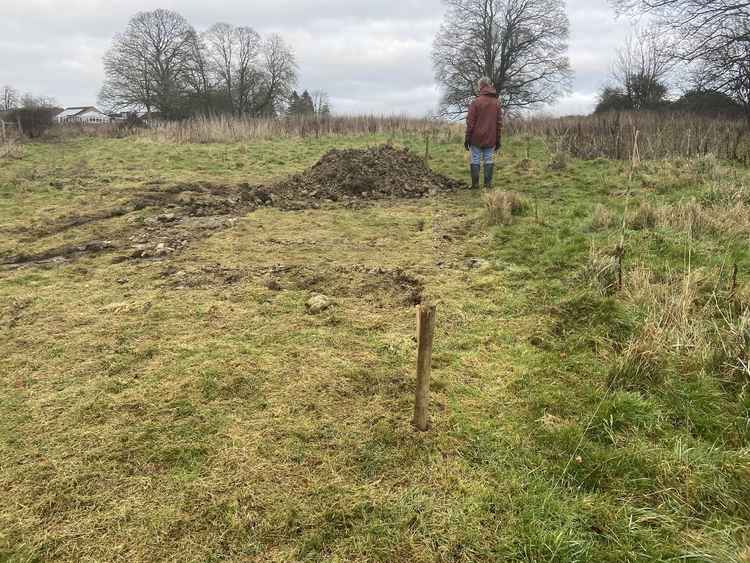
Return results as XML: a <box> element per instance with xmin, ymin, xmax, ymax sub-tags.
<box><xmin>413</xmin><ymin>302</ymin><xmax>436</xmax><ymax>432</ymax></box>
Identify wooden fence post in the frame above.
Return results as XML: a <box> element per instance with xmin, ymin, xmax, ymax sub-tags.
<box><xmin>1</xmin><ymin>120</ymin><xmax>5</xmax><ymax>143</ymax></box>
<box><xmin>413</xmin><ymin>302</ymin><xmax>436</xmax><ymax>432</ymax></box>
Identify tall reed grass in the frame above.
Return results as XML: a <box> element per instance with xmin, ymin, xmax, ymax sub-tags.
<box><xmin>38</xmin><ymin>111</ymin><xmax>750</xmax><ymax>165</ymax></box>
<box><xmin>139</xmin><ymin>115</ymin><xmax>463</xmax><ymax>144</ymax></box>
<box><xmin>508</xmin><ymin>111</ymin><xmax>750</xmax><ymax>162</ymax></box>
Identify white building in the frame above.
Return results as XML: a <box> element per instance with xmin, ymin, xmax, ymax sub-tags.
<box><xmin>55</xmin><ymin>107</ymin><xmax>111</xmax><ymax>124</ymax></box>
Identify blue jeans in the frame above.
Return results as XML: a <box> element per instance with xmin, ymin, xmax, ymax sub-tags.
<box><xmin>470</xmin><ymin>145</ymin><xmax>495</xmax><ymax>165</ymax></box>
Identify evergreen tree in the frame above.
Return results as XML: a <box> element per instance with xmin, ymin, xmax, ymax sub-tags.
<box><xmin>287</xmin><ymin>91</ymin><xmax>301</xmax><ymax>116</ymax></box>
<box><xmin>300</xmin><ymin>90</ymin><xmax>315</xmax><ymax>115</ymax></box>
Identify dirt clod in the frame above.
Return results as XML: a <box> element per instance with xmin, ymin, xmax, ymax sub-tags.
<box><xmin>263</xmin><ymin>275</ymin><xmax>282</xmax><ymax>291</ymax></box>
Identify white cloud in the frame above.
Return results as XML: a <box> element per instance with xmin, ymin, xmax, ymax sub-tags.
<box><xmin>543</xmin><ymin>91</ymin><xmax>600</xmax><ymax>116</ymax></box>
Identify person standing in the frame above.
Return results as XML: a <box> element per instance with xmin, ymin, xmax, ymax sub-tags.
<box><xmin>464</xmin><ymin>77</ymin><xmax>503</xmax><ymax>189</ymax></box>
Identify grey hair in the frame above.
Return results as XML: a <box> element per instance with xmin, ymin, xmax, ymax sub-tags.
<box><xmin>478</xmin><ymin>76</ymin><xmax>492</xmax><ymax>89</ymax></box>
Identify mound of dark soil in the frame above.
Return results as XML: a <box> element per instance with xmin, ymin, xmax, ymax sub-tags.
<box><xmin>266</xmin><ymin>145</ymin><xmax>464</xmax><ymax>207</ymax></box>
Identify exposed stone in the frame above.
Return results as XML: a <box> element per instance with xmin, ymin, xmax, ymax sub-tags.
<box><xmin>306</xmin><ymin>294</ymin><xmax>333</xmax><ymax>314</ymax></box>
<box><xmin>464</xmin><ymin>257</ymin><xmax>491</xmax><ymax>270</ymax></box>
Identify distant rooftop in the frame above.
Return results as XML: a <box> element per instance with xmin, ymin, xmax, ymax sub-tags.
<box><xmin>56</xmin><ymin>106</ymin><xmax>100</xmax><ymax>118</ymax></box>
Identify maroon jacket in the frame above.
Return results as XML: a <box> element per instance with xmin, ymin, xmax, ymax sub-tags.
<box><xmin>465</xmin><ymin>84</ymin><xmax>503</xmax><ymax>149</ymax></box>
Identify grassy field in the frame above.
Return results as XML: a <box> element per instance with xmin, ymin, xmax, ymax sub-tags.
<box><xmin>1</xmin><ymin>133</ymin><xmax>749</xmax><ymax>562</ymax></box>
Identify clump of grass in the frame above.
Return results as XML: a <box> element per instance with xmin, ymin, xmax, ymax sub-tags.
<box><xmin>547</xmin><ymin>151</ymin><xmax>568</xmax><ymax>171</ymax></box>
<box><xmin>515</xmin><ymin>158</ymin><xmax>533</xmax><ymax>172</ymax></box>
<box><xmin>578</xmin><ymin>245</ymin><xmax>620</xmax><ymax>295</ymax></box>
<box><xmin>591</xmin><ymin>204</ymin><xmax>614</xmax><ymax>231</ymax></box>
<box><xmin>625</xmin><ymin>266</ymin><xmax>708</xmax><ymax>348</ymax></box>
<box><xmin>0</xmin><ymin>140</ymin><xmax>24</xmax><ymax>160</ymax></box>
<box><xmin>627</xmin><ymin>201</ymin><xmax>658</xmax><ymax>230</ymax></box>
<box><xmin>551</xmin><ymin>291</ymin><xmax>634</xmax><ymax>348</ymax></box>
<box><xmin>658</xmin><ymin>198</ymin><xmax>750</xmax><ymax>237</ymax></box>
<box><xmin>485</xmin><ymin>190</ymin><xmax>526</xmax><ymax>225</ymax></box>
<box><xmin>609</xmin><ymin>267</ymin><xmax>709</xmax><ymax>392</ymax></box>
<box><xmin>609</xmin><ymin>331</ymin><xmax>665</xmax><ymax>391</ymax></box>
<box><xmin>699</xmin><ymin>180</ymin><xmax>749</xmax><ymax>207</ymax></box>
<box><xmin>692</xmin><ymin>153</ymin><xmax>719</xmax><ymax>181</ymax></box>
<box><xmin>705</xmin><ymin>309</ymin><xmax>750</xmax><ymax>389</ymax></box>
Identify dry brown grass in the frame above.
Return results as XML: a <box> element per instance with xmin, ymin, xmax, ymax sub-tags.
<box><xmin>547</xmin><ymin>151</ymin><xmax>568</xmax><ymax>171</ymax></box>
<box><xmin>591</xmin><ymin>204</ymin><xmax>614</xmax><ymax>231</ymax></box>
<box><xmin>38</xmin><ymin>115</ymin><xmax>464</xmax><ymax>145</ymax></box>
<box><xmin>625</xmin><ymin>266</ymin><xmax>709</xmax><ymax>351</ymax></box>
<box><xmin>143</xmin><ymin>115</ymin><xmax>462</xmax><ymax>144</ymax></box>
<box><xmin>0</xmin><ymin>139</ymin><xmax>24</xmax><ymax>160</ymax></box>
<box><xmin>579</xmin><ymin>245</ymin><xmax>620</xmax><ymax>295</ymax></box>
<box><xmin>627</xmin><ymin>201</ymin><xmax>659</xmax><ymax>230</ymax></box>
<box><xmin>611</xmin><ymin>266</ymin><xmax>704</xmax><ymax>389</ymax></box>
<box><xmin>506</xmin><ymin>111</ymin><xmax>750</xmax><ymax>162</ymax></box>
<box><xmin>617</xmin><ymin>261</ymin><xmax>750</xmax><ymax>392</ymax></box>
<box><xmin>484</xmin><ymin>190</ymin><xmax>526</xmax><ymax>225</ymax></box>
<box><xmin>665</xmin><ymin>200</ymin><xmax>750</xmax><ymax>238</ymax></box>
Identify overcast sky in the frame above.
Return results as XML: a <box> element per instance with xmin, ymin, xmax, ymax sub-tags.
<box><xmin>1</xmin><ymin>0</ymin><xmax>633</xmax><ymax>116</ymax></box>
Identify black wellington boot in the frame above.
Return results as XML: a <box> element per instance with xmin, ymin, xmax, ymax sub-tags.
<box><xmin>470</xmin><ymin>164</ymin><xmax>481</xmax><ymax>189</ymax></box>
<box><xmin>483</xmin><ymin>163</ymin><xmax>495</xmax><ymax>190</ymax></box>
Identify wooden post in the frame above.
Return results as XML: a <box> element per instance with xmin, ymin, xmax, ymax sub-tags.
<box><xmin>1</xmin><ymin>120</ymin><xmax>5</xmax><ymax>143</ymax></box>
<box><xmin>424</xmin><ymin>134</ymin><xmax>430</xmax><ymax>163</ymax></box>
<box><xmin>413</xmin><ymin>302</ymin><xmax>436</xmax><ymax>432</ymax></box>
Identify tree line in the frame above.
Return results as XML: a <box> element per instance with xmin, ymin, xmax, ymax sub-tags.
<box><xmin>0</xmin><ymin>87</ymin><xmax>62</xmax><ymax>138</ymax></box>
<box><xmin>99</xmin><ymin>9</ymin><xmax>329</xmax><ymax>120</ymax></box>
<box><xmin>431</xmin><ymin>0</ymin><xmax>750</xmax><ymax>121</ymax></box>
<box><xmin>7</xmin><ymin>1</ymin><xmax>750</xmax><ymax>127</ymax></box>
<box><xmin>594</xmin><ymin>27</ymin><xmax>749</xmax><ymax>119</ymax></box>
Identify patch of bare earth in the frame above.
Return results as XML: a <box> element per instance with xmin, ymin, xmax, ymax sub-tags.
<box><xmin>156</xmin><ymin>262</ymin><xmax>424</xmax><ymax>307</ymax></box>
<box><xmin>1</xmin><ymin>145</ymin><xmax>463</xmax><ymax>269</ymax></box>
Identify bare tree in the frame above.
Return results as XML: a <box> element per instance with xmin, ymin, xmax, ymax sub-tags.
<box><xmin>184</xmin><ymin>31</ymin><xmax>214</xmax><ymax>115</ymax></box>
<box><xmin>99</xmin><ymin>9</ymin><xmax>198</xmax><ymax>118</ymax></box>
<box><xmin>203</xmin><ymin>23</ymin><xmax>263</xmax><ymax>116</ymax></box>
<box><xmin>612</xmin><ymin>0</ymin><xmax>750</xmax><ymax>118</ymax></box>
<box><xmin>99</xmin><ymin>10</ymin><xmax>297</xmax><ymax>119</ymax></box>
<box><xmin>432</xmin><ymin>0</ymin><xmax>572</xmax><ymax>116</ymax></box>
<box><xmin>311</xmin><ymin>90</ymin><xmax>332</xmax><ymax>116</ymax></box>
<box><xmin>1</xmin><ymin>86</ymin><xmax>19</xmax><ymax>111</ymax></box>
<box><xmin>690</xmin><ymin>35</ymin><xmax>750</xmax><ymax>120</ymax></box>
<box><xmin>613</xmin><ymin>0</ymin><xmax>750</xmax><ymax>64</ymax></box>
<box><xmin>21</xmin><ymin>93</ymin><xmax>57</xmax><ymax>108</ymax></box>
<box><xmin>611</xmin><ymin>29</ymin><xmax>672</xmax><ymax>110</ymax></box>
<box><xmin>203</xmin><ymin>23</ymin><xmax>235</xmax><ymax>112</ymax></box>
<box><xmin>254</xmin><ymin>34</ymin><xmax>298</xmax><ymax>117</ymax></box>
